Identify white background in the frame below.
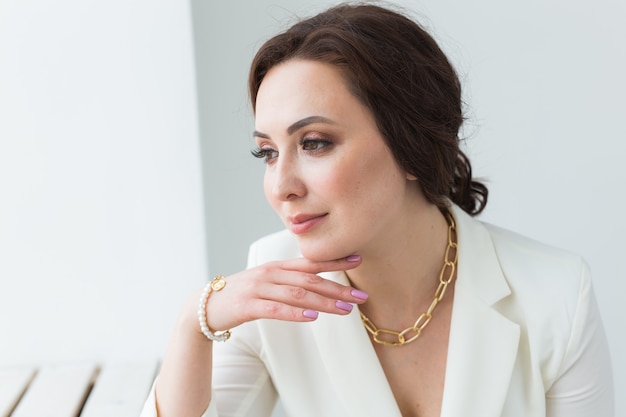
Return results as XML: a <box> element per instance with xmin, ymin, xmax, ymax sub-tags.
<box><xmin>0</xmin><ymin>0</ymin><xmax>207</xmax><ymax>364</ymax></box>
<box><xmin>0</xmin><ymin>0</ymin><xmax>623</xmax><ymax>415</ymax></box>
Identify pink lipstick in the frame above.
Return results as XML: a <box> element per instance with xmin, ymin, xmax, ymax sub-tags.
<box><xmin>287</xmin><ymin>213</ymin><xmax>328</xmax><ymax>234</ymax></box>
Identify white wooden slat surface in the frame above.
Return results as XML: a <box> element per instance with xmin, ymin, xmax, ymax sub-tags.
<box><xmin>0</xmin><ymin>367</ymin><xmax>36</xmax><ymax>417</ymax></box>
<box><xmin>10</xmin><ymin>363</ymin><xmax>97</xmax><ymax>417</ymax></box>
<box><xmin>79</xmin><ymin>361</ymin><xmax>158</xmax><ymax>417</ymax></box>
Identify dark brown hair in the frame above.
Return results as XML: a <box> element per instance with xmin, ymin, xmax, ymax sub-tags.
<box><xmin>249</xmin><ymin>3</ymin><xmax>488</xmax><ymax>215</ymax></box>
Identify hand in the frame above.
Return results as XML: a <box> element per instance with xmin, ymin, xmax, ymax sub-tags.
<box><xmin>203</xmin><ymin>255</ymin><xmax>367</xmax><ymax>332</ymax></box>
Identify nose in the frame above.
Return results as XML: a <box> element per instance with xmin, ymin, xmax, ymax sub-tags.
<box><xmin>266</xmin><ymin>154</ymin><xmax>306</xmax><ymax>202</ymax></box>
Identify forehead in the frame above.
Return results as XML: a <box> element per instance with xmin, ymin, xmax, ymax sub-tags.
<box><xmin>255</xmin><ymin>59</ymin><xmax>368</xmax><ymax>131</ymax></box>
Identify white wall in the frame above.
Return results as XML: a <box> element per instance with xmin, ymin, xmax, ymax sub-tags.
<box><xmin>0</xmin><ymin>0</ymin><xmax>207</xmax><ymax>364</ymax></box>
<box><xmin>194</xmin><ymin>1</ymin><xmax>625</xmax><ymax>416</ymax></box>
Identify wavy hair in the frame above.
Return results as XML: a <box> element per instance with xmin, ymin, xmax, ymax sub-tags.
<box><xmin>249</xmin><ymin>3</ymin><xmax>488</xmax><ymax>215</ymax></box>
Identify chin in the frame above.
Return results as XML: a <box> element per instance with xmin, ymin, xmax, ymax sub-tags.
<box><xmin>296</xmin><ymin>237</ymin><xmax>351</xmax><ymax>262</ymax></box>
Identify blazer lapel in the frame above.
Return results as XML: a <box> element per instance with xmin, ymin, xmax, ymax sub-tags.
<box><xmin>312</xmin><ymin>270</ymin><xmax>402</xmax><ymax>417</ymax></box>
<box><xmin>440</xmin><ymin>206</ymin><xmax>521</xmax><ymax>417</ymax></box>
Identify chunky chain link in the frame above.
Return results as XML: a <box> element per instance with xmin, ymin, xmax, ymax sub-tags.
<box><xmin>360</xmin><ymin>211</ymin><xmax>458</xmax><ymax>347</ymax></box>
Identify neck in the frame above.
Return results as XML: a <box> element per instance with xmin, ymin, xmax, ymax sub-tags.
<box><xmin>347</xmin><ymin>203</ymin><xmax>452</xmax><ymax>328</ymax></box>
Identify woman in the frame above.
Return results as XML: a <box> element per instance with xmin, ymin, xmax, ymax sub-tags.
<box><xmin>142</xmin><ymin>3</ymin><xmax>613</xmax><ymax>417</ymax></box>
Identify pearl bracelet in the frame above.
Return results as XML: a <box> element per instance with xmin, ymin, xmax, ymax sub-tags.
<box><xmin>197</xmin><ymin>275</ymin><xmax>231</xmax><ymax>342</ymax></box>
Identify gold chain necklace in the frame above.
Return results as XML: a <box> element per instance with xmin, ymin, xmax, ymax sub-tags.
<box><xmin>360</xmin><ymin>211</ymin><xmax>458</xmax><ymax>347</ymax></box>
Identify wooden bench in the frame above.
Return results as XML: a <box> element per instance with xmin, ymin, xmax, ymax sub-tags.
<box><xmin>0</xmin><ymin>361</ymin><xmax>158</xmax><ymax>417</ymax></box>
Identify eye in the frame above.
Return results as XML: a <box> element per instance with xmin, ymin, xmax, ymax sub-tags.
<box><xmin>301</xmin><ymin>138</ymin><xmax>332</xmax><ymax>152</ymax></box>
<box><xmin>251</xmin><ymin>147</ymin><xmax>279</xmax><ymax>163</ymax></box>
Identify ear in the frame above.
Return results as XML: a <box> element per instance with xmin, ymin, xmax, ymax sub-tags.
<box><xmin>406</xmin><ymin>172</ymin><xmax>418</xmax><ymax>181</ymax></box>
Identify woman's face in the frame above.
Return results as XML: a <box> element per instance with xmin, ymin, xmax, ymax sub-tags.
<box><xmin>254</xmin><ymin>59</ymin><xmax>425</xmax><ymax>261</ymax></box>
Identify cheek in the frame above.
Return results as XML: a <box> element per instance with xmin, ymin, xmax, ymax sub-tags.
<box><xmin>305</xmin><ymin>161</ymin><xmax>356</xmax><ymax>203</ymax></box>
<box><xmin>263</xmin><ymin>172</ymin><xmax>279</xmax><ymax>212</ymax></box>
<box><xmin>353</xmin><ymin>152</ymin><xmax>406</xmax><ymax>206</ymax></box>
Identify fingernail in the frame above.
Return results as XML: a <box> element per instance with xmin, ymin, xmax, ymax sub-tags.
<box><xmin>303</xmin><ymin>310</ymin><xmax>319</xmax><ymax>319</ymax></box>
<box><xmin>351</xmin><ymin>289</ymin><xmax>369</xmax><ymax>300</ymax></box>
<box><xmin>335</xmin><ymin>300</ymin><xmax>353</xmax><ymax>312</ymax></box>
<box><xmin>346</xmin><ymin>255</ymin><xmax>361</xmax><ymax>262</ymax></box>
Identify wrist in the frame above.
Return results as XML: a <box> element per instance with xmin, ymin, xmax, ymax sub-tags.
<box><xmin>197</xmin><ymin>276</ymin><xmax>231</xmax><ymax>342</ymax></box>
<box><xmin>177</xmin><ymin>289</ymin><xmax>213</xmax><ymax>343</ymax></box>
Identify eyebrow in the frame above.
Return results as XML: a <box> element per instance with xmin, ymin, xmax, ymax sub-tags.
<box><xmin>253</xmin><ymin>115</ymin><xmax>336</xmax><ymax>139</ymax></box>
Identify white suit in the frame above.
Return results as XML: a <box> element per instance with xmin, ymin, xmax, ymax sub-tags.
<box><xmin>141</xmin><ymin>205</ymin><xmax>613</xmax><ymax>416</ymax></box>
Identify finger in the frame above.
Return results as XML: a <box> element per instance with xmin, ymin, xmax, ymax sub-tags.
<box><xmin>256</xmin><ymin>282</ymin><xmax>359</xmax><ymax>315</ymax></box>
<box><xmin>244</xmin><ymin>299</ymin><xmax>329</xmax><ymax>323</ymax></box>
<box><xmin>274</xmin><ymin>254</ymin><xmax>362</xmax><ymax>275</ymax></box>
<box><xmin>266</xmin><ymin>255</ymin><xmax>367</xmax><ymax>303</ymax></box>
<box><xmin>252</xmin><ymin>268</ymin><xmax>369</xmax><ymax>305</ymax></box>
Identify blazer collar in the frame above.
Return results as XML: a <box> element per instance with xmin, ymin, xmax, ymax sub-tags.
<box><xmin>311</xmin><ymin>205</ymin><xmax>520</xmax><ymax>417</ymax></box>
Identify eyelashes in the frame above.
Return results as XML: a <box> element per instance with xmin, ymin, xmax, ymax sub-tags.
<box><xmin>251</xmin><ymin>147</ymin><xmax>278</xmax><ymax>163</ymax></box>
<box><xmin>252</xmin><ymin>138</ymin><xmax>333</xmax><ymax>163</ymax></box>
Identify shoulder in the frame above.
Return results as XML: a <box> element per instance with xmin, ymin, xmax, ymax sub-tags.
<box><xmin>483</xmin><ymin>222</ymin><xmax>589</xmax><ymax>299</ymax></box>
<box><xmin>247</xmin><ymin>229</ymin><xmax>299</xmax><ymax>267</ymax></box>
<box><xmin>452</xmin><ymin>205</ymin><xmax>589</xmax><ymax>305</ymax></box>
<box><xmin>485</xmin><ymin>222</ymin><xmax>587</xmax><ymax>277</ymax></box>
<box><xmin>477</xmin><ymin>220</ymin><xmax>590</xmax><ymax>327</ymax></box>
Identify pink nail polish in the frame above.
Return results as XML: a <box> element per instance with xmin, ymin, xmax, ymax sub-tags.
<box><xmin>350</xmin><ymin>289</ymin><xmax>369</xmax><ymax>300</ymax></box>
<box><xmin>335</xmin><ymin>300</ymin><xmax>353</xmax><ymax>312</ymax></box>
<box><xmin>346</xmin><ymin>255</ymin><xmax>361</xmax><ymax>262</ymax></box>
<box><xmin>303</xmin><ymin>310</ymin><xmax>319</xmax><ymax>319</ymax></box>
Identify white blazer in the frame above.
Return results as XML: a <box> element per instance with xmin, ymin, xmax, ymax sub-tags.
<box><xmin>141</xmin><ymin>205</ymin><xmax>613</xmax><ymax>417</ymax></box>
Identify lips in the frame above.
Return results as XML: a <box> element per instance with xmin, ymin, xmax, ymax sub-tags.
<box><xmin>287</xmin><ymin>213</ymin><xmax>328</xmax><ymax>234</ymax></box>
